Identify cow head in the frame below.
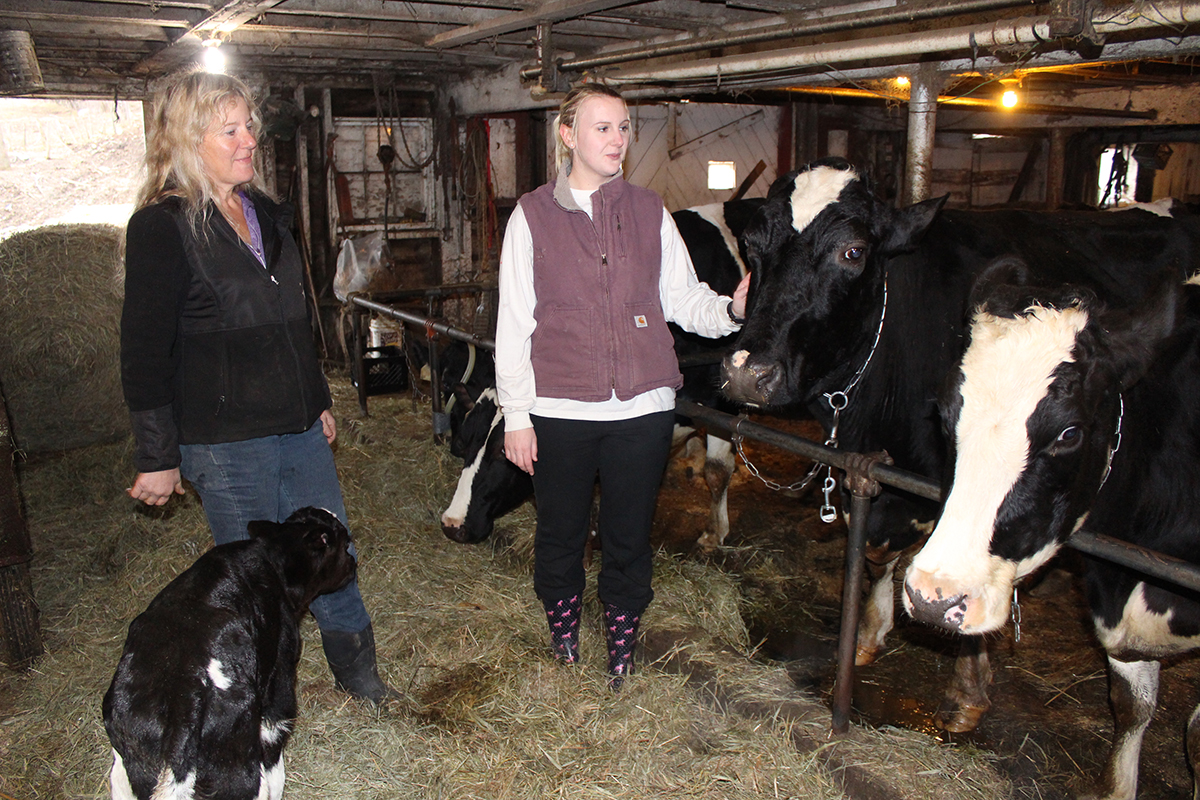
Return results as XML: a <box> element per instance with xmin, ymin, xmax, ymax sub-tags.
<box><xmin>903</xmin><ymin>265</ymin><xmax>1182</xmax><ymax>634</ymax></box>
<box><xmin>441</xmin><ymin>388</ymin><xmax>534</xmax><ymax>543</ymax></box>
<box><xmin>722</xmin><ymin>157</ymin><xmax>944</xmax><ymax>409</ymax></box>
<box><xmin>249</xmin><ymin>506</ymin><xmax>357</xmax><ymax>616</ymax></box>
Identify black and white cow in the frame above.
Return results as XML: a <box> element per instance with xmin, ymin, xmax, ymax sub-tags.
<box><xmin>722</xmin><ymin>157</ymin><xmax>1200</xmax><ymax>732</ymax></box>
<box><xmin>103</xmin><ymin>507</ymin><xmax>356</xmax><ymax>800</ymax></box>
<box><xmin>903</xmin><ymin>267</ymin><xmax>1200</xmax><ymax>800</ymax></box>
<box><xmin>440</xmin><ymin>199</ymin><xmax>764</xmax><ymax>546</ymax></box>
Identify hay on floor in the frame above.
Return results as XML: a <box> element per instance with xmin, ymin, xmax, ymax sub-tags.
<box><xmin>0</xmin><ymin>376</ymin><xmax>1013</xmax><ymax>800</ymax></box>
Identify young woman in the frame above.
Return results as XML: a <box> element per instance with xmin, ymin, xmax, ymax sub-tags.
<box><xmin>120</xmin><ymin>68</ymin><xmax>392</xmax><ymax>703</ymax></box>
<box><xmin>496</xmin><ymin>83</ymin><xmax>749</xmax><ymax>687</ymax></box>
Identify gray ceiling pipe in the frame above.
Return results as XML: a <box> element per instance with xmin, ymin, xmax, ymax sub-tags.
<box><xmin>607</xmin><ymin>0</ymin><xmax>1200</xmax><ymax>84</ymax></box>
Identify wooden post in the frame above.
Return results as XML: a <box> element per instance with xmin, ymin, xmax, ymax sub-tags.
<box><xmin>0</xmin><ymin>390</ymin><xmax>43</xmax><ymax>669</ymax></box>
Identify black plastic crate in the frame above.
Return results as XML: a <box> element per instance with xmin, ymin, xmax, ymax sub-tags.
<box><xmin>354</xmin><ymin>345</ymin><xmax>409</xmax><ymax>395</ymax></box>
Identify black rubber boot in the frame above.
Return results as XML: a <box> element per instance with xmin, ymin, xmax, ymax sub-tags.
<box><xmin>320</xmin><ymin>623</ymin><xmax>397</xmax><ymax>704</ymax></box>
<box><xmin>603</xmin><ymin>602</ymin><xmax>641</xmax><ymax>691</ymax></box>
<box><xmin>543</xmin><ymin>594</ymin><xmax>582</xmax><ymax>664</ymax></box>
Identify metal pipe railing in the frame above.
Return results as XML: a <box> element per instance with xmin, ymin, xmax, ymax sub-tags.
<box><xmin>677</xmin><ymin>400</ymin><xmax>1200</xmax><ymax>592</ymax></box>
<box><xmin>348</xmin><ymin>302</ymin><xmax>1200</xmax><ymax>733</ymax></box>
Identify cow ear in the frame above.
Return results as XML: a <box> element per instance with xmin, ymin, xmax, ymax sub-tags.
<box><xmin>1101</xmin><ymin>270</ymin><xmax>1182</xmax><ymax>391</ymax></box>
<box><xmin>247</xmin><ymin>520</ymin><xmax>281</xmax><ymax>540</ymax></box>
<box><xmin>741</xmin><ymin>201</ymin><xmax>791</xmax><ymax>274</ymax></box>
<box><xmin>879</xmin><ymin>195</ymin><xmax>947</xmax><ymax>255</ymax></box>
<box><xmin>453</xmin><ymin>382</ymin><xmax>475</xmax><ymax>414</ymax></box>
<box><xmin>968</xmin><ymin>256</ymin><xmax>1033</xmax><ymax>312</ymax></box>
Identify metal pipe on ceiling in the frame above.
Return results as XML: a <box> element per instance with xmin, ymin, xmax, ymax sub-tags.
<box><xmin>519</xmin><ymin>0</ymin><xmax>1038</xmax><ymax>80</ymax></box>
<box><xmin>606</xmin><ymin>0</ymin><xmax>1200</xmax><ymax>84</ymax></box>
<box><xmin>779</xmin><ymin>85</ymin><xmax>1159</xmax><ymax>119</ymax></box>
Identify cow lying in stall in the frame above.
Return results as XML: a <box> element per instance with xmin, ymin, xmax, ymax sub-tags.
<box><xmin>440</xmin><ymin>199</ymin><xmax>763</xmax><ymax>546</ymax></box>
<box><xmin>103</xmin><ymin>507</ymin><xmax>356</xmax><ymax>800</ymax></box>
<box><xmin>721</xmin><ymin>157</ymin><xmax>1200</xmax><ymax>733</ymax></box>
<box><xmin>903</xmin><ymin>265</ymin><xmax>1200</xmax><ymax>800</ymax></box>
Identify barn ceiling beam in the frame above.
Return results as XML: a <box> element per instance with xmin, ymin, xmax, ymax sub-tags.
<box><xmin>426</xmin><ymin>0</ymin><xmax>633</xmax><ymax>48</ymax></box>
<box><xmin>1</xmin><ymin>1</ymin><xmax>200</xmax><ymax>29</ymax></box>
<box><xmin>128</xmin><ymin>0</ymin><xmax>288</xmax><ymax>77</ymax></box>
<box><xmin>521</xmin><ymin>0</ymin><xmax>1035</xmax><ymax>79</ymax></box>
<box><xmin>606</xmin><ymin>0</ymin><xmax>1200</xmax><ymax>84</ymax></box>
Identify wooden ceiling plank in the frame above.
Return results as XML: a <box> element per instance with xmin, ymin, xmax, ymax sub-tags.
<box><xmin>425</xmin><ymin>0</ymin><xmax>638</xmax><ymax>48</ymax></box>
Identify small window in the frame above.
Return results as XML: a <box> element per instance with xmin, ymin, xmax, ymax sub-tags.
<box><xmin>708</xmin><ymin>161</ymin><xmax>736</xmax><ymax>191</ymax></box>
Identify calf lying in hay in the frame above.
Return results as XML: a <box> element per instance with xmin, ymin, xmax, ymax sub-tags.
<box><xmin>102</xmin><ymin>507</ymin><xmax>356</xmax><ymax>800</ymax></box>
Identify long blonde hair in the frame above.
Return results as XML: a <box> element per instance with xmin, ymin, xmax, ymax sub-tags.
<box><xmin>553</xmin><ymin>82</ymin><xmax>625</xmax><ymax>173</ymax></box>
<box><xmin>136</xmin><ymin>68</ymin><xmax>270</xmax><ymax>231</ymax></box>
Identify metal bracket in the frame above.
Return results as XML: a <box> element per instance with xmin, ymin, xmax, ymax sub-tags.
<box><xmin>535</xmin><ymin>23</ymin><xmax>570</xmax><ymax>96</ymax></box>
<box><xmin>841</xmin><ymin>451</ymin><xmax>893</xmax><ymax>499</ymax></box>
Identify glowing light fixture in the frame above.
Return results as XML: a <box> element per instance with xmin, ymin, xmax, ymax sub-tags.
<box><xmin>1000</xmin><ymin>77</ymin><xmax>1019</xmax><ymax>109</ymax></box>
<box><xmin>708</xmin><ymin>161</ymin><xmax>736</xmax><ymax>191</ymax></box>
<box><xmin>895</xmin><ymin>75</ymin><xmax>910</xmax><ymax>88</ymax></box>
<box><xmin>202</xmin><ymin>38</ymin><xmax>226</xmax><ymax>74</ymax></box>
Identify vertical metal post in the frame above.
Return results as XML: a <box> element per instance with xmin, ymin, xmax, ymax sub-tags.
<box><xmin>428</xmin><ymin>327</ymin><xmax>447</xmax><ymax>443</ymax></box>
<box><xmin>903</xmin><ymin>65</ymin><xmax>941</xmax><ymax>206</ymax></box>
<box><xmin>353</xmin><ymin>309</ymin><xmax>369</xmax><ymax>416</ymax></box>
<box><xmin>831</xmin><ymin>451</ymin><xmax>890</xmax><ymax>736</ymax></box>
<box><xmin>832</xmin><ymin>491</ymin><xmax>871</xmax><ymax>734</ymax></box>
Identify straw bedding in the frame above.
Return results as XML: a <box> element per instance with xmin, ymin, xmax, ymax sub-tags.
<box><xmin>0</xmin><ymin>377</ymin><xmax>1012</xmax><ymax>800</ymax></box>
<box><xmin>0</xmin><ymin>223</ymin><xmax>128</xmax><ymax>454</ymax></box>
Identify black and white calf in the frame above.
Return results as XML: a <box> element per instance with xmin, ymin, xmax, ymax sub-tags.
<box><xmin>103</xmin><ymin>507</ymin><xmax>356</xmax><ymax>800</ymax></box>
<box><xmin>904</xmin><ymin>268</ymin><xmax>1200</xmax><ymax>800</ymax></box>
<box><xmin>441</xmin><ymin>199</ymin><xmax>763</xmax><ymax>547</ymax></box>
<box><xmin>722</xmin><ymin>157</ymin><xmax>1200</xmax><ymax>732</ymax></box>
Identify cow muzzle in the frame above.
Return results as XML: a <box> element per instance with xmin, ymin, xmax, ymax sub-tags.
<box><xmin>722</xmin><ymin>350</ymin><xmax>783</xmax><ymax>406</ymax></box>
<box><xmin>903</xmin><ymin>581</ymin><xmax>970</xmax><ymax>633</ymax></box>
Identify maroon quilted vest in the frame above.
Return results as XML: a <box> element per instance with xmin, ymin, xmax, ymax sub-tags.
<box><xmin>519</xmin><ymin>174</ymin><xmax>682</xmax><ymax>402</ymax></box>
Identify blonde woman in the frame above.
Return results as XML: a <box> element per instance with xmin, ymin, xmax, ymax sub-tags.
<box><xmin>120</xmin><ymin>68</ymin><xmax>392</xmax><ymax>703</ymax></box>
<box><xmin>496</xmin><ymin>83</ymin><xmax>750</xmax><ymax>687</ymax></box>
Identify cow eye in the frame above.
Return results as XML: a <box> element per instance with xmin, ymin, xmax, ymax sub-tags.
<box><xmin>844</xmin><ymin>246</ymin><xmax>863</xmax><ymax>262</ymax></box>
<box><xmin>1050</xmin><ymin>426</ymin><xmax>1082</xmax><ymax>454</ymax></box>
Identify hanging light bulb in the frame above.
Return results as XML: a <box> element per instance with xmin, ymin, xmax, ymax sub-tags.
<box><xmin>202</xmin><ymin>38</ymin><xmax>226</xmax><ymax>74</ymax></box>
<box><xmin>1000</xmin><ymin>77</ymin><xmax>1019</xmax><ymax>109</ymax></box>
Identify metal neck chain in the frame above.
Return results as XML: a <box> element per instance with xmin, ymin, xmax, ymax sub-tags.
<box><xmin>731</xmin><ymin>275</ymin><xmax>889</xmax><ymax>524</ymax></box>
<box><xmin>1011</xmin><ymin>397</ymin><xmax>1122</xmax><ymax>641</ymax></box>
<box><xmin>1097</xmin><ymin>394</ymin><xmax>1124</xmax><ymax>491</ymax></box>
<box><xmin>821</xmin><ymin>274</ymin><xmax>888</xmax><ymax>450</ymax></box>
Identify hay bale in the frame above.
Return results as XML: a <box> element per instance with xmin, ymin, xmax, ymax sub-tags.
<box><xmin>0</xmin><ymin>223</ymin><xmax>127</xmax><ymax>452</ymax></box>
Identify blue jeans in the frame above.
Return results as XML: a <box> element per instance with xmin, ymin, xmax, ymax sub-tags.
<box><xmin>179</xmin><ymin>419</ymin><xmax>372</xmax><ymax>633</ymax></box>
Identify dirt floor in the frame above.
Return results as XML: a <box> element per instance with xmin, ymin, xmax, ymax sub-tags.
<box><xmin>652</xmin><ymin>414</ymin><xmax>1200</xmax><ymax>800</ymax></box>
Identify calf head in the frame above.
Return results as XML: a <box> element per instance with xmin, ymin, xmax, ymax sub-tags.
<box><xmin>903</xmin><ymin>266</ymin><xmax>1181</xmax><ymax>634</ymax></box>
<box><xmin>441</xmin><ymin>388</ymin><xmax>534</xmax><ymax>543</ymax></box>
<box><xmin>722</xmin><ymin>157</ymin><xmax>944</xmax><ymax>409</ymax></box>
<box><xmin>248</xmin><ymin>506</ymin><xmax>356</xmax><ymax>617</ymax></box>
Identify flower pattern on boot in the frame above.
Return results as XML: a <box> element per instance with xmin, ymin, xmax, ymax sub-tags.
<box><xmin>543</xmin><ymin>594</ymin><xmax>581</xmax><ymax>663</ymax></box>
<box><xmin>603</xmin><ymin>602</ymin><xmax>640</xmax><ymax>690</ymax></box>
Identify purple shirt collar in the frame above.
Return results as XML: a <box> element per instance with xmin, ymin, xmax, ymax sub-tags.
<box><xmin>239</xmin><ymin>191</ymin><xmax>266</xmax><ymax>267</ymax></box>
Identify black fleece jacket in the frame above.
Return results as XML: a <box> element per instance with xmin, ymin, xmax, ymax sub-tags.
<box><xmin>120</xmin><ymin>193</ymin><xmax>330</xmax><ymax>472</ymax></box>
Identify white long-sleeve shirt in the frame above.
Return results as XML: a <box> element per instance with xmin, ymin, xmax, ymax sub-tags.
<box><xmin>496</xmin><ymin>186</ymin><xmax>740</xmax><ymax>431</ymax></box>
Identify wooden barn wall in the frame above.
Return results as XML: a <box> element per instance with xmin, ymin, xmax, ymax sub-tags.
<box><xmin>541</xmin><ymin>102</ymin><xmax>781</xmax><ymax>212</ymax></box>
<box><xmin>930</xmin><ymin>131</ymin><xmax>1047</xmax><ymax>208</ymax></box>
<box><xmin>1154</xmin><ymin>142</ymin><xmax>1200</xmax><ymax>204</ymax></box>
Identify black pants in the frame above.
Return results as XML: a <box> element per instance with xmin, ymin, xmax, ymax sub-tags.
<box><xmin>531</xmin><ymin>410</ymin><xmax>674</xmax><ymax>615</ymax></box>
